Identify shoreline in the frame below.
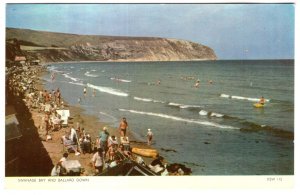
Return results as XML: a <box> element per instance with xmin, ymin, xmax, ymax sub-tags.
<box><xmin>41</xmin><ymin>66</ymin><xmax>160</xmax><ymax>175</ymax></box>
<box><xmin>41</xmin><ymin>58</ymin><xmax>293</xmax><ymax>66</ymax></box>
<box><xmin>42</xmin><ymin>58</ymin><xmax>216</xmax><ymax>66</ymax></box>
<box><xmin>7</xmin><ymin>63</ymin><xmax>164</xmax><ymax>176</ymax></box>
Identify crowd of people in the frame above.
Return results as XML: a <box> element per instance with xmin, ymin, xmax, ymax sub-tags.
<box><xmin>6</xmin><ymin>64</ymin><xmax>191</xmax><ymax>176</ymax></box>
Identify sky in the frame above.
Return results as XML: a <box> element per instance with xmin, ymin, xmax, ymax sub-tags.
<box><xmin>5</xmin><ymin>3</ymin><xmax>295</xmax><ymax>59</ymax></box>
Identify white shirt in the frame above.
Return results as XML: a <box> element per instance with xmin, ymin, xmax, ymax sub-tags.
<box><xmin>69</xmin><ymin>128</ymin><xmax>77</xmax><ymax>141</ymax></box>
<box><xmin>92</xmin><ymin>152</ymin><xmax>103</xmax><ymax>167</ymax></box>
<box><xmin>59</xmin><ymin>157</ymin><xmax>67</xmax><ymax>163</ymax></box>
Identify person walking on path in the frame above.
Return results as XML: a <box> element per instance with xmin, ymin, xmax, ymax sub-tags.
<box><xmin>119</xmin><ymin>117</ymin><xmax>128</xmax><ymax>137</ymax></box>
<box><xmin>146</xmin><ymin>128</ymin><xmax>153</xmax><ymax>145</ymax></box>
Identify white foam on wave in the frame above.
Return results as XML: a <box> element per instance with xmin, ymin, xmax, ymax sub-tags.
<box><xmin>134</xmin><ymin>97</ymin><xmax>153</xmax><ymax>102</ymax></box>
<box><xmin>168</xmin><ymin>102</ymin><xmax>182</xmax><ymax>106</ymax></box>
<box><xmin>200</xmin><ymin>110</ymin><xmax>224</xmax><ymax>118</ymax></box>
<box><xmin>68</xmin><ymin>81</ymin><xmax>85</xmax><ymax>86</ymax></box>
<box><xmin>231</xmin><ymin>96</ymin><xmax>270</xmax><ymax>102</ymax></box>
<box><xmin>99</xmin><ymin>112</ymin><xmax>117</xmax><ymax>122</ymax></box>
<box><xmin>84</xmin><ymin>71</ymin><xmax>99</xmax><ymax>77</ymax></box>
<box><xmin>48</xmin><ymin>66</ymin><xmax>64</xmax><ymax>73</ymax></box>
<box><xmin>220</xmin><ymin>94</ymin><xmax>270</xmax><ymax>102</ymax></box>
<box><xmin>169</xmin><ymin>102</ymin><xmax>202</xmax><ymax>109</ymax></box>
<box><xmin>110</xmin><ymin>77</ymin><xmax>132</xmax><ymax>83</ymax></box>
<box><xmin>180</xmin><ymin>105</ymin><xmax>202</xmax><ymax>109</ymax></box>
<box><xmin>199</xmin><ymin>110</ymin><xmax>208</xmax><ymax>116</ymax></box>
<box><xmin>87</xmin><ymin>83</ymin><xmax>128</xmax><ymax>97</ymax></box>
<box><xmin>119</xmin><ymin>109</ymin><xmax>238</xmax><ymax>130</ymax></box>
<box><xmin>62</xmin><ymin>73</ymin><xmax>80</xmax><ymax>82</ymax></box>
<box><xmin>220</xmin><ymin>94</ymin><xmax>230</xmax><ymax>98</ymax></box>
<box><xmin>134</xmin><ymin>96</ymin><xmax>165</xmax><ymax>104</ymax></box>
<box><xmin>210</xmin><ymin>112</ymin><xmax>224</xmax><ymax>118</ymax></box>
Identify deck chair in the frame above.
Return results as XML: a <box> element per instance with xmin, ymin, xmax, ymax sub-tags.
<box><xmin>62</xmin><ymin>136</ymin><xmax>78</xmax><ymax>153</ymax></box>
<box><xmin>56</xmin><ymin>110</ymin><xmax>70</xmax><ymax>127</ymax></box>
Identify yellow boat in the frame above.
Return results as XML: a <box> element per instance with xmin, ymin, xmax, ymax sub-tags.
<box><xmin>253</xmin><ymin>103</ymin><xmax>264</xmax><ymax>108</ymax></box>
<box><xmin>132</xmin><ymin>147</ymin><xmax>158</xmax><ymax>158</ymax></box>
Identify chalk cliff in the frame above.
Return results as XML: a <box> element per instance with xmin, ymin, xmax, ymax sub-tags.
<box><xmin>6</xmin><ymin>28</ymin><xmax>217</xmax><ymax>63</ymax></box>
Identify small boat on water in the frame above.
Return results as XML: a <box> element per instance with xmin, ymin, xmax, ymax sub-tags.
<box><xmin>253</xmin><ymin>103</ymin><xmax>264</xmax><ymax>108</ymax></box>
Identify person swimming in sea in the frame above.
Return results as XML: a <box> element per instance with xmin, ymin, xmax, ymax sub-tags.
<box><xmin>83</xmin><ymin>87</ymin><xmax>87</xmax><ymax>96</ymax></box>
<box><xmin>259</xmin><ymin>96</ymin><xmax>265</xmax><ymax>105</ymax></box>
<box><xmin>194</xmin><ymin>79</ymin><xmax>200</xmax><ymax>88</ymax></box>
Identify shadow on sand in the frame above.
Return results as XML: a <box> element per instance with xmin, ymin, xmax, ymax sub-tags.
<box><xmin>6</xmin><ymin>93</ymin><xmax>53</xmax><ymax>176</ymax></box>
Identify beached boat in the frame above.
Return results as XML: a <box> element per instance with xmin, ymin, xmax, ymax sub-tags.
<box><xmin>132</xmin><ymin>147</ymin><xmax>158</xmax><ymax>158</ymax></box>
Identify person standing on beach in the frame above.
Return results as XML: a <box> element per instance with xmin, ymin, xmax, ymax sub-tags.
<box><xmin>58</xmin><ymin>152</ymin><xmax>69</xmax><ymax>175</ymax></box>
<box><xmin>119</xmin><ymin>117</ymin><xmax>128</xmax><ymax>137</ymax></box>
<box><xmin>99</xmin><ymin>127</ymin><xmax>110</xmax><ymax>155</ymax></box>
<box><xmin>91</xmin><ymin>148</ymin><xmax>104</xmax><ymax>174</ymax></box>
<box><xmin>44</xmin><ymin>112</ymin><xmax>50</xmax><ymax>136</ymax></box>
<box><xmin>56</xmin><ymin>88</ymin><xmax>61</xmax><ymax>106</ymax></box>
<box><xmin>69</xmin><ymin>126</ymin><xmax>81</xmax><ymax>155</ymax></box>
<box><xmin>146</xmin><ymin>128</ymin><xmax>153</xmax><ymax>145</ymax></box>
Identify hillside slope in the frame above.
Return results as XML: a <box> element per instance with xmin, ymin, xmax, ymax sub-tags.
<box><xmin>6</xmin><ymin>28</ymin><xmax>217</xmax><ymax>63</ymax></box>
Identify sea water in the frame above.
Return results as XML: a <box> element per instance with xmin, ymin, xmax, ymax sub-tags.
<box><xmin>44</xmin><ymin>60</ymin><xmax>294</xmax><ymax>175</ymax></box>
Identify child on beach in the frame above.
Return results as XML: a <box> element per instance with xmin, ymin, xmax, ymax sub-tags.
<box><xmin>146</xmin><ymin>128</ymin><xmax>153</xmax><ymax>145</ymax></box>
<box><xmin>120</xmin><ymin>136</ymin><xmax>130</xmax><ymax>151</ymax></box>
<box><xmin>107</xmin><ymin>135</ymin><xmax>118</xmax><ymax>161</ymax></box>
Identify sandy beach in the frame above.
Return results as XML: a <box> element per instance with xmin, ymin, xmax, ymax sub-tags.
<box><xmin>6</xmin><ymin>64</ymin><xmax>166</xmax><ymax>176</ymax></box>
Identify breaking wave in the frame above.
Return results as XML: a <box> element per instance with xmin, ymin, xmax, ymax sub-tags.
<box><xmin>62</xmin><ymin>73</ymin><xmax>80</xmax><ymax>82</ymax></box>
<box><xmin>119</xmin><ymin>109</ymin><xmax>238</xmax><ymax>130</ymax></box>
<box><xmin>134</xmin><ymin>96</ymin><xmax>165</xmax><ymax>104</ymax></box>
<box><xmin>110</xmin><ymin>77</ymin><xmax>132</xmax><ymax>83</ymax></box>
<box><xmin>68</xmin><ymin>81</ymin><xmax>86</xmax><ymax>86</ymax></box>
<box><xmin>87</xmin><ymin>83</ymin><xmax>128</xmax><ymax>97</ymax></box>
<box><xmin>84</xmin><ymin>71</ymin><xmax>99</xmax><ymax>77</ymax></box>
<box><xmin>220</xmin><ymin>94</ymin><xmax>270</xmax><ymax>102</ymax></box>
<box><xmin>168</xmin><ymin>102</ymin><xmax>203</xmax><ymax>109</ymax></box>
<box><xmin>199</xmin><ymin>110</ymin><xmax>224</xmax><ymax>118</ymax></box>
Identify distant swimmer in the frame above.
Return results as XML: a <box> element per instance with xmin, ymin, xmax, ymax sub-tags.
<box><xmin>51</xmin><ymin>72</ymin><xmax>55</xmax><ymax>81</ymax></box>
<box><xmin>194</xmin><ymin>79</ymin><xmax>200</xmax><ymax>88</ymax></box>
<box><xmin>93</xmin><ymin>88</ymin><xmax>96</xmax><ymax>97</ymax></box>
<box><xmin>156</xmin><ymin>80</ymin><xmax>161</xmax><ymax>85</ymax></box>
<box><xmin>83</xmin><ymin>87</ymin><xmax>87</xmax><ymax>96</ymax></box>
<box><xmin>208</xmin><ymin>80</ymin><xmax>213</xmax><ymax>85</ymax></box>
<box><xmin>259</xmin><ymin>96</ymin><xmax>265</xmax><ymax>105</ymax></box>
